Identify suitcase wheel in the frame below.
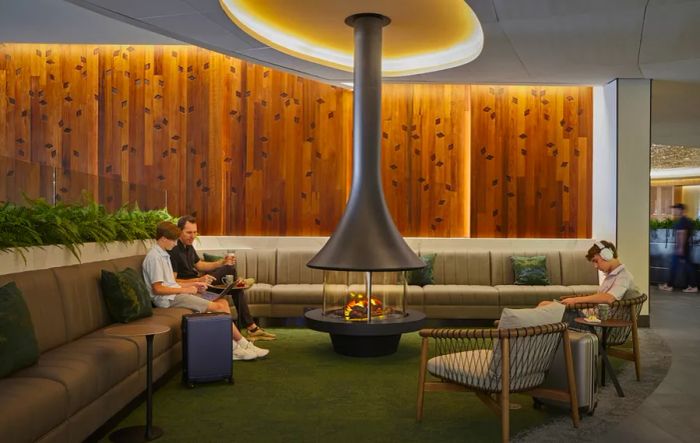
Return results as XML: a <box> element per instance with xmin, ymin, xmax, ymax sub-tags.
<box><xmin>186</xmin><ymin>382</ymin><xmax>196</xmax><ymax>389</ymax></box>
<box><xmin>227</xmin><ymin>377</ymin><xmax>234</xmax><ymax>385</ymax></box>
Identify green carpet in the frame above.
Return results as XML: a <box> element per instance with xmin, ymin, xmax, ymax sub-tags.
<box><xmin>104</xmin><ymin>328</ymin><xmax>572</xmax><ymax>443</ymax></box>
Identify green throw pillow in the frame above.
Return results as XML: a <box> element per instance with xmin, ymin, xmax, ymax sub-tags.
<box><xmin>511</xmin><ymin>255</ymin><xmax>550</xmax><ymax>285</ymax></box>
<box><xmin>101</xmin><ymin>268</ymin><xmax>153</xmax><ymax>323</ymax></box>
<box><xmin>203</xmin><ymin>253</ymin><xmax>223</xmax><ymax>262</ymax></box>
<box><xmin>0</xmin><ymin>282</ymin><xmax>39</xmax><ymax>378</ymax></box>
<box><xmin>406</xmin><ymin>254</ymin><xmax>436</xmax><ymax>286</ymax></box>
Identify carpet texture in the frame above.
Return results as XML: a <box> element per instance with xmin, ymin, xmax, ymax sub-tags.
<box><xmin>102</xmin><ymin>328</ymin><xmax>670</xmax><ymax>443</ymax></box>
<box><xmin>515</xmin><ymin>328</ymin><xmax>672</xmax><ymax>442</ymax></box>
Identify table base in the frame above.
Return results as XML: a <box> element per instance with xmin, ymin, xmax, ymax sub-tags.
<box><xmin>109</xmin><ymin>425</ymin><xmax>163</xmax><ymax>442</ymax></box>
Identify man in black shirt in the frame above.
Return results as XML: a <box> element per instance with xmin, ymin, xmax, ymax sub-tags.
<box><xmin>169</xmin><ymin>215</ymin><xmax>276</xmax><ymax>340</ymax></box>
<box><xmin>660</xmin><ymin>203</ymin><xmax>698</xmax><ymax>292</ymax></box>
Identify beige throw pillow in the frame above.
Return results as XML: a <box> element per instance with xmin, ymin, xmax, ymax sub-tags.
<box><xmin>498</xmin><ymin>301</ymin><xmax>565</xmax><ymax>329</ymax></box>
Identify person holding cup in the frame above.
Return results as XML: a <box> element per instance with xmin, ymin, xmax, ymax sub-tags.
<box><xmin>169</xmin><ymin>215</ymin><xmax>276</xmax><ymax>341</ymax></box>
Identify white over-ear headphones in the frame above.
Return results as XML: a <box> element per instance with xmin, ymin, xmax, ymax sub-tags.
<box><xmin>595</xmin><ymin>241</ymin><xmax>614</xmax><ymax>261</ymax></box>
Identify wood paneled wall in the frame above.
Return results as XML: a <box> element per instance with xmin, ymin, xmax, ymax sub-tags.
<box><xmin>382</xmin><ymin>84</ymin><xmax>470</xmax><ymax>236</ymax></box>
<box><xmin>0</xmin><ymin>44</ymin><xmax>352</xmax><ymax>235</ymax></box>
<box><xmin>0</xmin><ymin>44</ymin><xmax>592</xmax><ymax>237</ymax></box>
<box><xmin>470</xmin><ymin>85</ymin><xmax>592</xmax><ymax>237</ymax></box>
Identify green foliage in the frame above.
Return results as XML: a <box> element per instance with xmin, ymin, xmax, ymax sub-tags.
<box><xmin>650</xmin><ymin>218</ymin><xmax>674</xmax><ymax>230</ymax></box>
<box><xmin>0</xmin><ymin>196</ymin><xmax>175</xmax><ymax>261</ymax></box>
<box><xmin>650</xmin><ymin>217</ymin><xmax>700</xmax><ymax>230</ymax></box>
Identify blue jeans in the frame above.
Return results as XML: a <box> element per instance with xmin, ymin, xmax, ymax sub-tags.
<box><xmin>668</xmin><ymin>255</ymin><xmax>697</xmax><ymax>288</ymax></box>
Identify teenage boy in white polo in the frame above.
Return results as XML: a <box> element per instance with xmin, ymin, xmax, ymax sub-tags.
<box><xmin>142</xmin><ymin>221</ymin><xmax>269</xmax><ymax>361</ymax></box>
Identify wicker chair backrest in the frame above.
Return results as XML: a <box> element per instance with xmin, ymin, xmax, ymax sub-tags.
<box><xmin>426</xmin><ymin>323</ymin><xmax>566</xmax><ymax>393</ymax></box>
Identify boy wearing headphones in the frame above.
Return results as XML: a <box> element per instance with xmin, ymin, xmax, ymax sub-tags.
<box><xmin>538</xmin><ymin>240</ymin><xmax>634</xmax><ymax>309</ymax></box>
<box><xmin>561</xmin><ymin>240</ymin><xmax>635</xmax><ymax>306</ymax></box>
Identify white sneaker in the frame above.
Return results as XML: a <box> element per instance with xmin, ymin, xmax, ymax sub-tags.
<box><xmin>232</xmin><ymin>343</ymin><xmax>257</xmax><ymax>361</ymax></box>
<box><xmin>658</xmin><ymin>283</ymin><xmax>674</xmax><ymax>292</ymax></box>
<box><xmin>239</xmin><ymin>340</ymin><xmax>270</xmax><ymax>358</ymax></box>
<box><xmin>682</xmin><ymin>286</ymin><xmax>698</xmax><ymax>293</ymax></box>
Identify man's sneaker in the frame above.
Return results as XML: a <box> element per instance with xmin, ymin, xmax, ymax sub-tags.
<box><xmin>239</xmin><ymin>340</ymin><xmax>270</xmax><ymax>358</ymax></box>
<box><xmin>247</xmin><ymin>327</ymin><xmax>277</xmax><ymax>341</ymax></box>
<box><xmin>658</xmin><ymin>283</ymin><xmax>674</xmax><ymax>292</ymax></box>
<box><xmin>232</xmin><ymin>343</ymin><xmax>257</xmax><ymax>361</ymax></box>
<box><xmin>682</xmin><ymin>286</ymin><xmax>699</xmax><ymax>293</ymax></box>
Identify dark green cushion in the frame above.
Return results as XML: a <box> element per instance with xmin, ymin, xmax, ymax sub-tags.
<box><xmin>203</xmin><ymin>253</ymin><xmax>223</xmax><ymax>262</ymax></box>
<box><xmin>0</xmin><ymin>282</ymin><xmax>39</xmax><ymax>378</ymax></box>
<box><xmin>511</xmin><ymin>255</ymin><xmax>550</xmax><ymax>285</ymax></box>
<box><xmin>101</xmin><ymin>268</ymin><xmax>153</xmax><ymax>323</ymax></box>
<box><xmin>406</xmin><ymin>254</ymin><xmax>436</xmax><ymax>286</ymax></box>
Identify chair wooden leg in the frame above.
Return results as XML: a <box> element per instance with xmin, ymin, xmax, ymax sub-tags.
<box><xmin>416</xmin><ymin>336</ymin><xmax>429</xmax><ymax>421</ymax></box>
<box><xmin>632</xmin><ymin>312</ymin><xmax>641</xmax><ymax>381</ymax></box>
<box><xmin>501</xmin><ymin>337</ymin><xmax>510</xmax><ymax>443</ymax></box>
<box><xmin>562</xmin><ymin>329</ymin><xmax>580</xmax><ymax>428</ymax></box>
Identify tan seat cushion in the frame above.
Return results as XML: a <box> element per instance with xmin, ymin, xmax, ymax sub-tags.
<box><xmin>270</xmin><ymin>284</ymin><xmax>326</xmax><ymax>305</ymax></box>
<box><xmin>0</xmin><ymin>377</ymin><xmax>68</xmax><ymax>443</ymax></box>
<box><xmin>12</xmin><ymin>337</ymin><xmax>139</xmax><ymax>415</ymax></box>
<box><xmin>0</xmin><ymin>270</ymin><xmax>67</xmax><ymax>353</ymax></box>
<box><xmin>422</xmin><ymin>285</ymin><xmax>499</xmax><ymax>305</ymax></box>
<box><xmin>52</xmin><ymin>260</ymin><xmax>114</xmax><ymax>341</ymax></box>
<box><xmin>496</xmin><ymin>285</ymin><xmax>574</xmax><ymax>307</ymax></box>
<box><xmin>560</xmin><ymin>250</ymin><xmax>599</xmax><ymax>286</ymax></box>
<box><xmin>421</xmin><ymin>250</ymin><xmax>492</xmax><ymax>285</ymax></box>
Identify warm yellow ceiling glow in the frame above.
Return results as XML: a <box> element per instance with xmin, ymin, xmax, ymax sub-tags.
<box><xmin>219</xmin><ymin>0</ymin><xmax>484</xmax><ymax>77</ymax></box>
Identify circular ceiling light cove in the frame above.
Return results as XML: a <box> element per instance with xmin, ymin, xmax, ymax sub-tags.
<box><xmin>219</xmin><ymin>0</ymin><xmax>484</xmax><ymax>77</ymax></box>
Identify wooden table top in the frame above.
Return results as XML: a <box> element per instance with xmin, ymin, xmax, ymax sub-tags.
<box><xmin>104</xmin><ymin>324</ymin><xmax>170</xmax><ymax>338</ymax></box>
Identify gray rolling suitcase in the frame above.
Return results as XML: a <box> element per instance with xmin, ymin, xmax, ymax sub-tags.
<box><xmin>536</xmin><ymin>330</ymin><xmax>599</xmax><ymax>415</ymax></box>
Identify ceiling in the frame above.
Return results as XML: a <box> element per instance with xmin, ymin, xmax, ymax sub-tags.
<box><xmin>2</xmin><ymin>0</ymin><xmax>699</xmax><ymax>86</ymax></box>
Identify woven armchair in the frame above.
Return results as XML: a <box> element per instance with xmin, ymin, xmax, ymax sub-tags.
<box><xmin>417</xmin><ymin>323</ymin><xmax>579</xmax><ymax>443</ymax></box>
<box><xmin>562</xmin><ymin>290</ymin><xmax>647</xmax><ymax>380</ymax></box>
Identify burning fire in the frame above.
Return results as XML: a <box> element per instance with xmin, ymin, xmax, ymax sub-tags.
<box><xmin>344</xmin><ymin>292</ymin><xmax>384</xmax><ymax>320</ymax></box>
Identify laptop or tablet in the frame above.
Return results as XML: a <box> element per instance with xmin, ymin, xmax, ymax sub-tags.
<box><xmin>201</xmin><ymin>282</ymin><xmax>235</xmax><ymax>301</ymax></box>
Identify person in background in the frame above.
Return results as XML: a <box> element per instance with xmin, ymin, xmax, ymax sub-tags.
<box><xmin>659</xmin><ymin>203</ymin><xmax>698</xmax><ymax>293</ymax></box>
<box><xmin>169</xmin><ymin>215</ymin><xmax>276</xmax><ymax>340</ymax></box>
<box><xmin>143</xmin><ymin>221</ymin><xmax>270</xmax><ymax>360</ymax></box>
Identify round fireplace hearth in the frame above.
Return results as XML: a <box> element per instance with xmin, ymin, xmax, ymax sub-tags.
<box><xmin>304</xmin><ymin>308</ymin><xmax>426</xmax><ymax>357</ymax></box>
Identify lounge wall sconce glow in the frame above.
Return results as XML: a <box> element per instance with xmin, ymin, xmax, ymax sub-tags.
<box><xmin>219</xmin><ymin>0</ymin><xmax>484</xmax><ymax>76</ymax></box>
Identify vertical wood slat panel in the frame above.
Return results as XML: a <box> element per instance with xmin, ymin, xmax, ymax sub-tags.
<box><xmin>0</xmin><ymin>44</ymin><xmax>592</xmax><ymax>238</ymax></box>
<box><xmin>470</xmin><ymin>85</ymin><xmax>593</xmax><ymax>238</ymax></box>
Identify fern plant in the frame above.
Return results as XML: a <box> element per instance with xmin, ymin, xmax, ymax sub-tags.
<box><xmin>0</xmin><ymin>196</ymin><xmax>176</xmax><ymax>261</ymax></box>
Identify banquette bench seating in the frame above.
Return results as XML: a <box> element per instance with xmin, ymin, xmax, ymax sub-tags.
<box><xmin>0</xmin><ymin>247</ymin><xmax>601</xmax><ymax>442</ymax></box>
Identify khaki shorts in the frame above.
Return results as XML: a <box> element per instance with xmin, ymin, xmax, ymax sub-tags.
<box><xmin>169</xmin><ymin>293</ymin><xmax>211</xmax><ymax>313</ymax></box>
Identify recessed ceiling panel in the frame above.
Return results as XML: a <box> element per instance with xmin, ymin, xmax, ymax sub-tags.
<box><xmin>219</xmin><ymin>0</ymin><xmax>484</xmax><ymax>76</ymax></box>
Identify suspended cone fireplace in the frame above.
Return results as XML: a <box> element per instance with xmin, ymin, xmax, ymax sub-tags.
<box><xmin>304</xmin><ymin>13</ymin><xmax>426</xmax><ymax>357</ymax></box>
<box><xmin>220</xmin><ymin>1</ymin><xmax>483</xmax><ymax>356</ymax></box>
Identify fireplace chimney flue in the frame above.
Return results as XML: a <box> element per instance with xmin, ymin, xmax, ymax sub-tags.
<box><xmin>307</xmin><ymin>13</ymin><xmax>425</xmax><ymax>272</ymax></box>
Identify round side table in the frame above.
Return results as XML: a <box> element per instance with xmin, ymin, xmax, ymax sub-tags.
<box><xmin>105</xmin><ymin>324</ymin><xmax>170</xmax><ymax>442</ymax></box>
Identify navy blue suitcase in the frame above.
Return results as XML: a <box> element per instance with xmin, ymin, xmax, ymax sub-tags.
<box><xmin>181</xmin><ymin>313</ymin><xmax>234</xmax><ymax>387</ymax></box>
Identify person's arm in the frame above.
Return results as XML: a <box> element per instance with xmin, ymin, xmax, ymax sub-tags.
<box><xmin>175</xmin><ymin>274</ymin><xmax>215</xmax><ymax>284</ymax></box>
<box><xmin>177</xmin><ymin>279</ymin><xmax>208</xmax><ymax>291</ymax></box>
<box><xmin>194</xmin><ymin>254</ymin><xmax>236</xmax><ymax>273</ymax></box>
<box><xmin>561</xmin><ymin>292</ymin><xmax>616</xmax><ymax>306</ymax></box>
<box><xmin>676</xmin><ymin>228</ymin><xmax>688</xmax><ymax>256</ymax></box>
<box><xmin>151</xmin><ymin>281</ymin><xmax>198</xmax><ymax>295</ymax></box>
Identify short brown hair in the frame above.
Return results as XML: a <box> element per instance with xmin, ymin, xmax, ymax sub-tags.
<box><xmin>156</xmin><ymin>221</ymin><xmax>180</xmax><ymax>240</ymax></box>
<box><xmin>177</xmin><ymin>215</ymin><xmax>197</xmax><ymax>229</ymax></box>
<box><xmin>586</xmin><ymin>240</ymin><xmax>617</xmax><ymax>261</ymax></box>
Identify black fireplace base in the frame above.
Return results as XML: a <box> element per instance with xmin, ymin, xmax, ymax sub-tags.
<box><xmin>304</xmin><ymin>309</ymin><xmax>426</xmax><ymax>357</ymax></box>
<box><xmin>329</xmin><ymin>334</ymin><xmax>400</xmax><ymax>357</ymax></box>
